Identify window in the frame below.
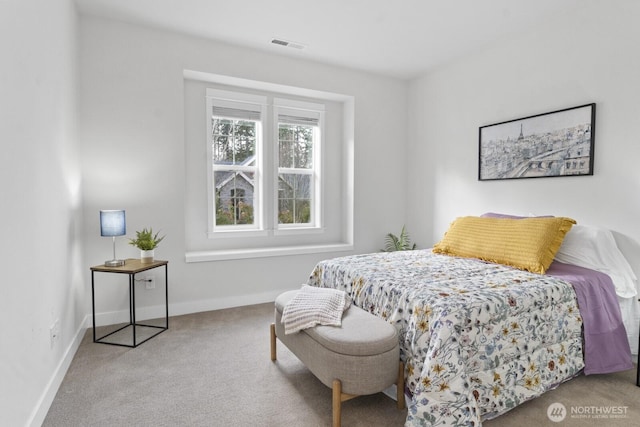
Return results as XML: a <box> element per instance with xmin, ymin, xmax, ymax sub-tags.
<box><xmin>213</xmin><ymin>126</ymin><xmax>257</xmax><ymax>226</ymax></box>
<box><xmin>275</xmin><ymin>99</ymin><xmax>322</xmax><ymax>229</ymax></box>
<box><xmin>206</xmin><ymin>90</ymin><xmax>323</xmax><ymax>236</ymax></box>
<box><xmin>207</xmin><ymin>90</ymin><xmax>265</xmax><ymax>233</ymax></box>
<box><xmin>184</xmin><ymin>71</ymin><xmax>353</xmax><ymax>262</ymax></box>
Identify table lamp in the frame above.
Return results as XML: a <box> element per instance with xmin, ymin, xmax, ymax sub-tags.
<box><xmin>100</xmin><ymin>210</ymin><xmax>126</xmax><ymax>267</ymax></box>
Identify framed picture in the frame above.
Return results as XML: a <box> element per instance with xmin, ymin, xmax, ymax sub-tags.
<box><xmin>478</xmin><ymin>103</ymin><xmax>596</xmax><ymax>181</ymax></box>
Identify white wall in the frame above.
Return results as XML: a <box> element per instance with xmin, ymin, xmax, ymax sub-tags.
<box><xmin>79</xmin><ymin>16</ymin><xmax>408</xmax><ymax>320</ymax></box>
<box><xmin>408</xmin><ymin>0</ymin><xmax>640</xmax><ymax>249</ymax></box>
<box><xmin>0</xmin><ymin>1</ymin><xmax>85</xmax><ymax>426</ymax></box>
<box><xmin>407</xmin><ymin>0</ymin><xmax>640</xmax><ymax>349</ymax></box>
<box><xmin>4</xmin><ymin>2</ymin><xmax>637</xmax><ymax>423</ymax></box>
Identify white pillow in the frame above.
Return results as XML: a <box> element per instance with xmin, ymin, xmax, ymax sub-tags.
<box><xmin>555</xmin><ymin>224</ymin><xmax>637</xmax><ymax>298</ymax></box>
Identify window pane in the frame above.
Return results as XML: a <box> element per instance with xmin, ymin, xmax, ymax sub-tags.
<box><xmin>214</xmin><ymin>135</ymin><xmax>232</xmax><ymax>163</ymax></box>
<box><xmin>294</xmin><ymin>200</ymin><xmax>311</xmax><ymax>223</ymax></box>
<box><xmin>294</xmin><ymin>126</ymin><xmax>313</xmax><ymax>169</ymax></box>
<box><xmin>233</xmin><ymin>120</ymin><xmax>256</xmax><ymax>163</ymax></box>
<box><xmin>278</xmin><ymin>173</ymin><xmax>311</xmax><ymax>224</ymax></box>
<box><xmin>279</xmin><ymin>124</ymin><xmax>313</xmax><ymax>169</ymax></box>
<box><xmin>278</xmin><ymin>199</ymin><xmax>292</xmax><ymax>223</ymax></box>
<box><xmin>278</xmin><ymin>126</ymin><xmax>294</xmax><ymax>168</ymax></box>
<box><xmin>214</xmin><ymin>171</ymin><xmax>255</xmax><ymax>226</ymax></box>
<box><xmin>212</xmin><ymin>118</ymin><xmax>232</xmax><ymax>163</ymax></box>
<box><xmin>212</xmin><ymin>118</ymin><xmax>256</xmax><ymax>165</ymax></box>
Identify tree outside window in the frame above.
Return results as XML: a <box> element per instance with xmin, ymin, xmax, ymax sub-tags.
<box><xmin>212</xmin><ymin>118</ymin><xmax>257</xmax><ymax>227</ymax></box>
<box><xmin>207</xmin><ymin>89</ymin><xmax>322</xmax><ymax>235</ymax></box>
<box><xmin>278</xmin><ymin>123</ymin><xmax>314</xmax><ymax>225</ymax></box>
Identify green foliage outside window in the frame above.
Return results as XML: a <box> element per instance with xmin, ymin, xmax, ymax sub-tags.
<box><xmin>211</xmin><ymin>114</ymin><xmax>318</xmax><ymax>228</ymax></box>
<box><xmin>216</xmin><ymin>202</ymin><xmax>254</xmax><ymax>225</ymax></box>
<box><xmin>212</xmin><ymin>119</ymin><xmax>255</xmax><ymax>164</ymax></box>
<box><xmin>278</xmin><ymin>125</ymin><xmax>313</xmax><ymax>169</ymax></box>
<box><xmin>278</xmin><ymin>200</ymin><xmax>310</xmax><ymax>224</ymax></box>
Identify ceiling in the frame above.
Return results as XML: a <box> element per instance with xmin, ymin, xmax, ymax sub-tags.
<box><xmin>75</xmin><ymin>0</ymin><xmax>583</xmax><ymax>79</ymax></box>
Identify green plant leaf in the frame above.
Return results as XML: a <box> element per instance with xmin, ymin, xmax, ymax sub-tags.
<box><xmin>128</xmin><ymin>227</ymin><xmax>165</xmax><ymax>250</ymax></box>
<box><xmin>382</xmin><ymin>225</ymin><xmax>417</xmax><ymax>251</ymax></box>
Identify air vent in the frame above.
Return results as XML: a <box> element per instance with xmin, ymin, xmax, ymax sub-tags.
<box><xmin>271</xmin><ymin>38</ymin><xmax>306</xmax><ymax>50</ymax></box>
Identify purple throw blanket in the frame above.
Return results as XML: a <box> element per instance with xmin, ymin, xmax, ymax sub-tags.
<box><xmin>547</xmin><ymin>261</ymin><xmax>633</xmax><ymax>374</ymax></box>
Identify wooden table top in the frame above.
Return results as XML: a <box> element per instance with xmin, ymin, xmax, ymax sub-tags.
<box><xmin>90</xmin><ymin>259</ymin><xmax>168</xmax><ymax>274</ymax></box>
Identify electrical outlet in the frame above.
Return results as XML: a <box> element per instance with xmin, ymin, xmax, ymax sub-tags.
<box><xmin>145</xmin><ymin>276</ymin><xmax>155</xmax><ymax>290</ymax></box>
<box><xmin>50</xmin><ymin>319</ymin><xmax>60</xmax><ymax>349</ymax></box>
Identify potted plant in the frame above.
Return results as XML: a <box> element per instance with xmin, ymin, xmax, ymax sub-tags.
<box><xmin>129</xmin><ymin>227</ymin><xmax>165</xmax><ymax>263</ymax></box>
<box><xmin>382</xmin><ymin>226</ymin><xmax>417</xmax><ymax>252</ymax></box>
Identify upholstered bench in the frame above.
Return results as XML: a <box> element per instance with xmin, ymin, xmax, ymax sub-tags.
<box><xmin>270</xmin><ymin>290</ymin><xmax>405</xmax><ymax>427</ymax></box>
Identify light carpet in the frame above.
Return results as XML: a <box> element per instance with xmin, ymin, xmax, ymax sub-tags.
<box><xmin>44</xmin><ymin>302</ymin><xmax>640</xmax><ymax>426</ymax></box>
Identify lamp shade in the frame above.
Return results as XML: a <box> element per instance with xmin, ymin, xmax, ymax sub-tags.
<box><xmin>100</xmin><ymin>210</ymin><xmax>126</xmax><ymax>237</ymax></box>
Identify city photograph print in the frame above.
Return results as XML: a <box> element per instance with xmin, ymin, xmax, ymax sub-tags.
<box><xmin>479</xmin><ymin>103</ymin><xmax>596</xmax><ymax>181</ymax></box>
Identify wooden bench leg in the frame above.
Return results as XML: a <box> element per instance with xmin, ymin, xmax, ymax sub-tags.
<box><xmin>270</xmin><ymin>323</ymin><xmax>277</xmax><ymax>361</ymax></box>
<box><xmin>332</xmin><ymin>379</ymin><xmax>359</xmax><ymax>427</ymax></box>
<box><xmin>330</xmin><ymin>363</ymin><xmax>403</xmax><ymax>427</ymax></box>
<box><xmin>397</xmin><ymin>362</ymin><xmax>405</xmax><ymax>409</ymax></box>
<box><xmin>332</xmin><ymin>379</ymin><xmax>342</xmax><ymax>427</ymax></box>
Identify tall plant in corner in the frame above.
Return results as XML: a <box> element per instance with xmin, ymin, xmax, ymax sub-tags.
<box><xmin>382</xmin><ymin>226</ymin><xmax>417</xmax><ymax>252</ymax></box>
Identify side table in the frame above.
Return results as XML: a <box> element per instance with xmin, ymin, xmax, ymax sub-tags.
<box><xmin>91</xmin><ymin>259</ymin><xmax>169</xmax><ymax>347</ymax></box>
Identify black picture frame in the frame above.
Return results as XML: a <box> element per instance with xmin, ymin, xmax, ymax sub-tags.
<box><xmin>478</xmin><ymin>103</ymin><xmax>596</xmax><ymax>181</ymax></box>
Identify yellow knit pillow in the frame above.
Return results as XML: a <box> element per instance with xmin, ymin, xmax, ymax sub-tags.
<box><xmin>432</xmin><ymin>216</ymin><xmax>576</xmax><ymax>274</ymax></box>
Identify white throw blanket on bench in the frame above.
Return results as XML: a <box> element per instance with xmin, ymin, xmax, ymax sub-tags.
<box><xmin>281</xmin><ymin>285</ymin><xmax>350</xmax><ymax>334</ymax></box>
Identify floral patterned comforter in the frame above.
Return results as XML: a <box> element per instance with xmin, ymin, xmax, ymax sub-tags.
<box><xmin>308</xmin><ymin>250</ymin><xmax>585</xmax><ymax>426</ymax></box>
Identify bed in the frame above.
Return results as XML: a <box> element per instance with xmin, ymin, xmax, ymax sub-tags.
<box><xmin>306</xmin><ymin>216</ymin><xmax>635</xmax><ymax>426</ymax></box>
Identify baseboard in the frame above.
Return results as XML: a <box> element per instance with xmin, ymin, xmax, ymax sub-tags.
<box><xmin>91</xmin><ymin>287</ymin><xmax>295</xmax><ymax>327</ymax></box>
<box><xmin>30</xmin><ymin>289</ymin><xmax>637</xmax><ymax>426</ymax></box>
<box><xmin>169</xmin><ymin>287</ymin><xmax>293</xmax><ymax>317</ymax></box>
<box><xmin>31</xmin><ymin>287</ymin><xmax>296</xmax><ymax>425</ymax></box>
<box><xmin>28</xmin><ymin>314</ymin><xmax>89</xmax><ymax>427</ymax></box>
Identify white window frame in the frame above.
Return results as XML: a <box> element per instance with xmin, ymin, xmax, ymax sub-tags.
<box><xmin>206</xmin><ymin>89</ymin><xmax>267</xmax><ymax>237</ymax></box>
<box><xmin>183</xmin><ymin>70</ymin><xmax>354</xmax><ymax>262</ymax></box>
<box><xmin>273</xmin><ymin>98</ymin><xmax>324</xmax><ymax>234</ymax></box>
<box><xmin>206</xmin><ymin>90</ymin><xmax>325</xmax><ymax>238</ymax></box>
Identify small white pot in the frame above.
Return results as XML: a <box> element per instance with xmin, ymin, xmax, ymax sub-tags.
<box><xmin>140</xmin><ymin>249</ymin><xmax>155</xmax><ymax>264</ymax></box>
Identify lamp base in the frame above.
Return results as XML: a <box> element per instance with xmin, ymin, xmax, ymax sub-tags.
<box><xmin>105</xmin><ymin>259</ymin><xmax>125</xmax><ymax>267</ymax></box>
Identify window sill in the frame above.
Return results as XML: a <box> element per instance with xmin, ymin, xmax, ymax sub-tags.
<box><xmin>185</xmin><ymin>242</ymin><xmax>354</xmax><ymax>262</ymax></box>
